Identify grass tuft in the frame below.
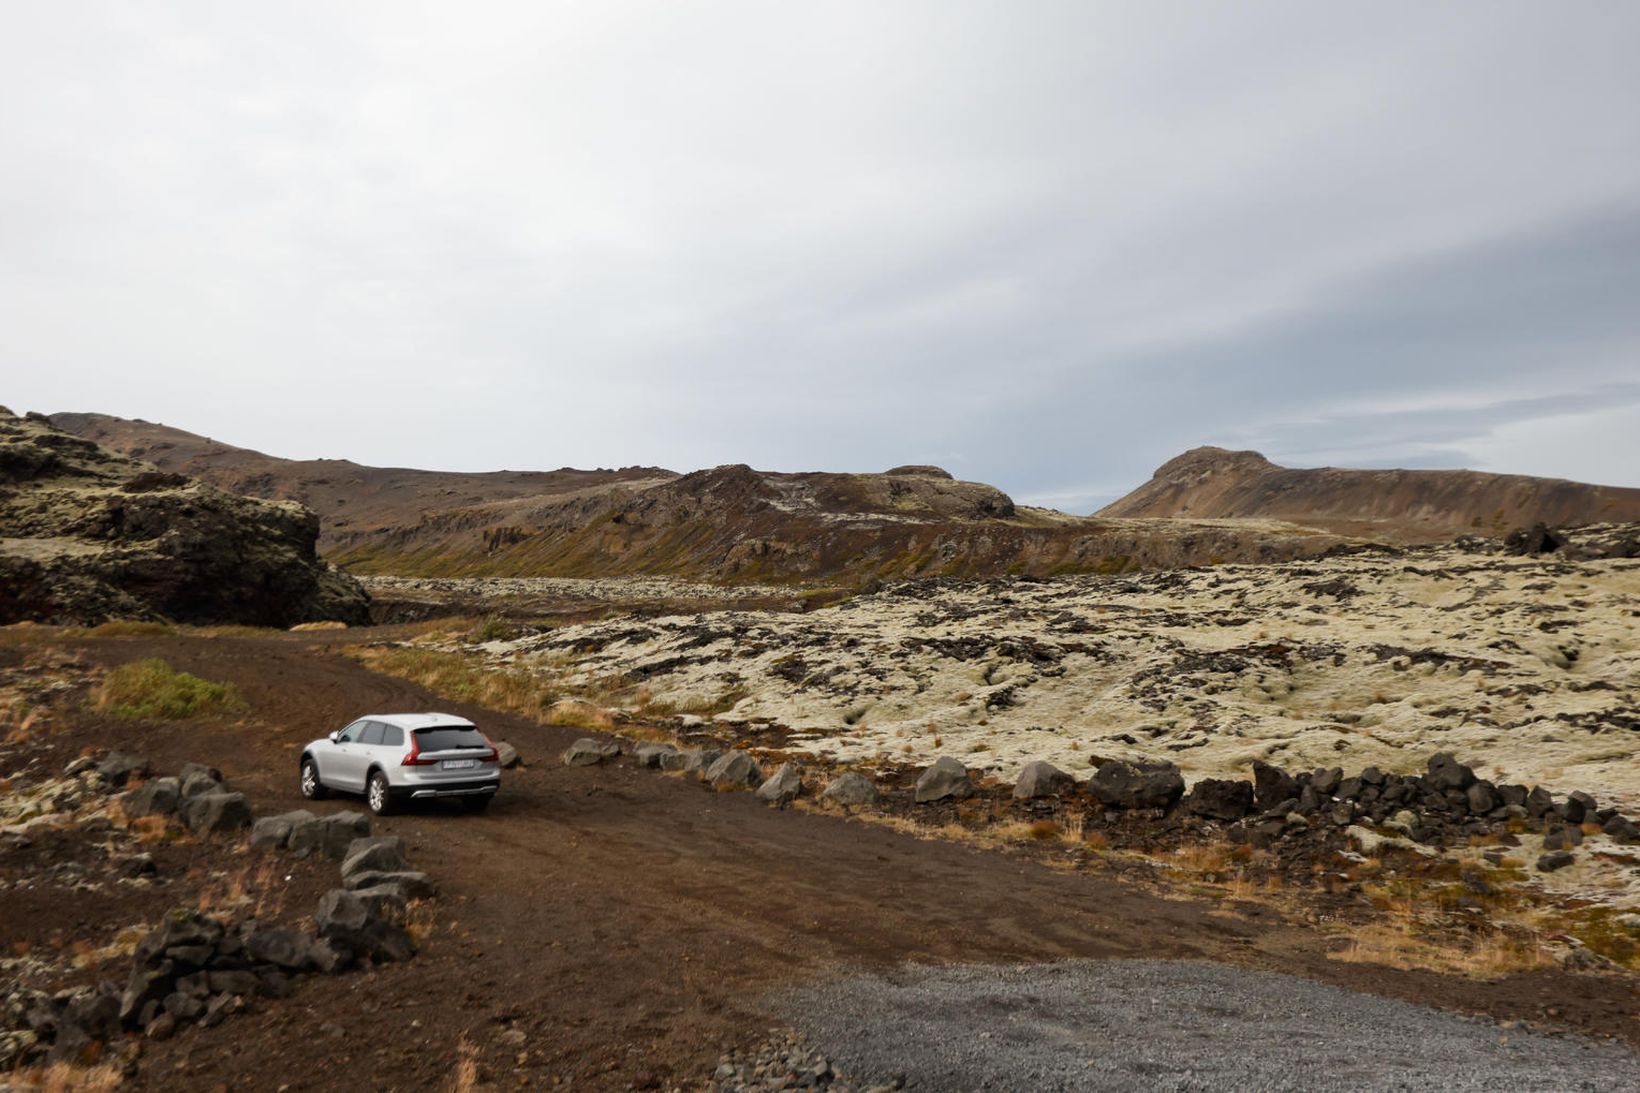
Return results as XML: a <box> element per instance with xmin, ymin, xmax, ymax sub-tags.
<box><xmin>94</xmin><ymin>659</ymin><xmax>243</xmax><ymax>721</ymax></box>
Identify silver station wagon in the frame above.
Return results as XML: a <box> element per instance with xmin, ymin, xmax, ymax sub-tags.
<box><xmin>299</xmin><ymin>712</ymin><xmax>501</xmax><ymax>815</ymax></box>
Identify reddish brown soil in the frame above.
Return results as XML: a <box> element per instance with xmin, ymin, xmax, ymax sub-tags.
<box><xmin>12</xmin><ymin>632</ymin><xmax>1639</xmax><ymax>1090</ymax></box>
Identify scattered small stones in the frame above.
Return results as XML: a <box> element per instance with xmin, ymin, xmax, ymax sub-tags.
<box><xmin>708</xmin><ymin>1029</ymin><xmax>857</xmax><ymax>1092</ymax></box>
<box><xmin>0</xmin><ymin>748</ymin><xmax>441</xmax><ymax>1070</ymax></box>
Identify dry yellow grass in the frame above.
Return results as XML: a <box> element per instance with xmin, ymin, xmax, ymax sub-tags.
<box><xmin>1330</xmin><ymin>921</ymin><xmax>1551</xmax><ymax>978</ymax></box>
<box><xmin>445</xmin><ymin>1033</ymin><xmax>479</xmax><ymax>1093</ymax></box>
<box><xmin>544</xmin><ymin>699</ymin><xmax>615</xmax><ymax>731</ymax></box>
<box><xmin>11</xmin><ymin>1061</ymin><xmax>125</xmax><ymax>1091</ymax></box>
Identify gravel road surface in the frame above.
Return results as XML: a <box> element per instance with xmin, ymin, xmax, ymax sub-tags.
<box><xmin>777</xmin><ymin>959</ymin><xmax>1640</xmax><ymax>1092</ymax></box>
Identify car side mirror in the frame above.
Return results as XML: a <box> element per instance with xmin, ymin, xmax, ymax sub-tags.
<box><xmin>328</xmin><ymin>731</ymin><xmax>341</xmax><ymax>743</ymax></box>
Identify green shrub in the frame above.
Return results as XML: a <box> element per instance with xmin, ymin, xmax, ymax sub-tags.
<box><xmin>96</xmin><ymin>658</ymin><xmax>244</xmax><ymax>720</ymax></box>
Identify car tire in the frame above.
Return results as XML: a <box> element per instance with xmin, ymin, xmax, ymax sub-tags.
<box><xmin>300</xmin><ymin>757</ymin><xmax>328</xmax><ymax>801</ymax></box>
<box><xmin>366</xmin><ymin>770</ymin><xmax>395</xmax><ymax>816</ymax></box>
<box><xmin>461</xmin><ymin>795</ymin><xmax>492</xmax><ymax>814</ymax></box>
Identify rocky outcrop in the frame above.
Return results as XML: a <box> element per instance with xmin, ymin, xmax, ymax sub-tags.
<box><xmin>0</xmin><ymin>408</ymin><xmax>368</xmax><ymax>626</ymax></box>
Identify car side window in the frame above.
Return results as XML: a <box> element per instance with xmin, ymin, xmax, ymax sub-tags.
<box><xmin>337</xmin><ymin>721</ymin><xmax>366</xmax><ymax>743</ymax></box>
<box><xmin>380</xmin><ymin>725</ymin><xmax>404</xmax><ymax>748</ymax></box>
<box><xmin>359</xmin><ymin>722</ymin><xmax>385</xmax><ymax>746</ymax></box>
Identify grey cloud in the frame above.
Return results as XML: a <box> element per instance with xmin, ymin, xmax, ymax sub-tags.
<box><xmin>2</xmin><ymin>2</ymin><xmax>1639</xmax><ymax>511</ymax></box>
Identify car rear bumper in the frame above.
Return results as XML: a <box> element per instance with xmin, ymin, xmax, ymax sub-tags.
<box><xmin>400</xmin><ymin>778</ymin><xmax>499</xmax><ymax>800</ymax></box>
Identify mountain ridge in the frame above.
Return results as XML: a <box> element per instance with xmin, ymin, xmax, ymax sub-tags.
<box><xmin>1098</xmin><ymin>445</ymin><xmax>1640</xmax><ymax>536</ymax></box>
<box><xmin>46</xmin><ymin>414</ymin><xmax>1347</xmax><ymax>582</ymax></box>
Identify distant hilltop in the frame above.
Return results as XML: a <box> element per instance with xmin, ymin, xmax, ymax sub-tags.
<box><xmin>1098</xmin><ymin>446</ymin><xmax>1640</xmax><ymax>537</ymax></box>
<box><xmin>45</xmin><ymin>413</ymin><xmax>1350</xmax><ymax>581</ymax></box>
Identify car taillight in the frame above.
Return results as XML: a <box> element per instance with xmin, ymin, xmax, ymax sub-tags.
<box><xmin>475</xmin><ymin>734</ymin><xmax>500</xmax><ymax>764</ymax></box>
<box><xmin>401</xmin><ymin>737</ymin><xmax>435</xmax><ymax>766</ymax></box>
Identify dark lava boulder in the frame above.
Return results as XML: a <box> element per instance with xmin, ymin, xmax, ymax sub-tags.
<box><xmin>1427</xmin><ymin>753</ymin><xmax>1478</xmax><ymax>792</ymax></box>
<box><xmin>1504</xmin><ymin>522</ymin><xmax>1565</xmax><ymax>555</ymax></box>
<box><xmin>1088</xmin><ymin>760</ymin><xmax>1184</xmax><ymax>811</ymax></box>
<box><xmin>1251</xmin><ymin>761</ymin><xmax>1298</xmax><ymax>811</ymax></box>
<box><xmin>0</xmin><ymin>408</ymin><xmax>368</xmax><ymax>627</ymax></box>
<box><xmin>1182</xmin><ymin>778</ymin><xmax>1254</xmax><ymax>821</ymax></box>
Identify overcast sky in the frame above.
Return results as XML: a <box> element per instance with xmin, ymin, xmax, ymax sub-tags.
<box><xmin>5</xmin><ymin>2</ymin><xmax>1639</xmax><ymax>511</ymax></box>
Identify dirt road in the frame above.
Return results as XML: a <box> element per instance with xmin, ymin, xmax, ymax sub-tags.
<box><xmin>41</xmin><ymin>633</ymin><xmax>1640</xmax><ymax>1089</ymax></box>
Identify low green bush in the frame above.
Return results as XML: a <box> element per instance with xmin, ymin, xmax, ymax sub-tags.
<box><xmin>96</xmin><ymin>658</ymin><xmax>244</xmax><ymax>720</ymax></box>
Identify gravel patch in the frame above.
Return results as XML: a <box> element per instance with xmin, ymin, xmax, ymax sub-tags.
<box><xmin>774</xmin><ymin>960</ymin><xmax>1640</xmax><ymax>1092</ymax></box>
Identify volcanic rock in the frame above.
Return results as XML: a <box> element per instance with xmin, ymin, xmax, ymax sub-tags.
<box><xmin>1089</xmin><ymin>760</ymin><xmax>1183</xmax><ymax>811</ymax></box>
<box><xmin>915</xmin><ymin>757</ymin><xmax>974</xmax><ymax>803</ymax></box>
<box><xmin>1013</xmin><ymin>760</ymin><xmax>1075</xmax><ymax>800</ymax></box>
<box><xmin>562</xmin><ymin>738</ymin><xmax>616</xmax><ymax>766</ymax></box>
<box><xmin>179</xmin><ymin>791</ymin><xmax>252</xmax><ymax>834</ymax></box>
<box><xmin>755</xmin><ymin>762</ymin><xmax>804</xmax><ymax>805</ymax></box>
<box><xmin>705</xmin><ymin>751</ymin><xmax>763</xmax><ymax>790</ymax></box>
<box><xmin>1182</xmin><ymin>778</ymin><xmax>1254</xmax><ymax>821</ymax></box>
<box><xmin>821</xmin><ymin>772</ymin><xmax>880</xmax><ymax>808</ymax></box>
<box><xmin>1251</xmin><ymin>761</ymin><xmax>1298</xmax><ymax>811</ymax></box>
<box><xmin>0</xmin><ymin>408</ymin><xmax>367</xmax><ymax>626</ymax></box>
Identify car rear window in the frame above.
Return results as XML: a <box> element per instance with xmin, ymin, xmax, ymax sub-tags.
<box><xmin>413</xmin><ymin>726</ymin><xmax>486</xmax><ymax>751</ymax></box>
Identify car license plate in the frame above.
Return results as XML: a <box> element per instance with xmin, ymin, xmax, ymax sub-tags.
<box><xmin>442</xmin><ymin>759</ymin><xmax>478</xmax><ymax>770</ymax></box>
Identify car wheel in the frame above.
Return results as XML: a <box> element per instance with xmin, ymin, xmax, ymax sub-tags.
<box><xmin>461</xmin><ymin>795</ymin><xmax>492</xmax><ymax>814</ymax></box>
<box><xmin>366</xmin><ymin>770</ymin><xmax>394</xmax><ymax>816</ymax></box>
<box><xmin>300</xmin><ymin>758</ymin><xmax>328</xmax><ymax>800</ymax></box>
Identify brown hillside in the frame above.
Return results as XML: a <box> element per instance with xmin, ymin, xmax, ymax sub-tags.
<box><xmin>1099</xmin><ymin>446</ymin><xmax>1640</xmax><ymax>538</ymax></box>
<box><xmin>49</xmin><ymin>412</ymin><xmax>676</xmax><ymax>550</ymax></box>
<box><xmin>49</xmin><ymin>414</ymin><xmax>1350</xmax><ymax>582</ymax></box>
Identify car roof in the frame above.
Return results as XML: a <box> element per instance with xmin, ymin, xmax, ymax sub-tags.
<box><xmin>359</xmin><ymin>712</ymin><xmax>476</xmax><ymax>730</ymax></box>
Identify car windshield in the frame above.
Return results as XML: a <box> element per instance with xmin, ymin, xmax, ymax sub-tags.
<box><xmin>413</xmin><ymin>726</ymin><xmax>487</xmax><ymax>752</ymax></box>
